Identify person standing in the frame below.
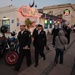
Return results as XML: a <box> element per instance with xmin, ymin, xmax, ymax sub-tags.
<box><xmin>14</xmin><ymin>22</ymin><xmax>32</xmax><ymax>71</ymax></box>
<box><xmin>32</xmin><ymin>24</ymin><xmax>47</xmax><ymax>67</ymax></box>
<box><xmin>63</xmin><ymin>22</ymin><xmax>71</xmax><ymax>44</ymax></box>
<box><xmin>54</xmin><ymin>29</ymin><xmax>67</xmax><ymax>64</ymax></box>
<box><xmin>32</xmin><ymin>25</ymin><xmax>38</xmax><ymax>37</ymax></box>
<box><xmin>51</xmin><ymin>25</ymin><xmax>59</xmax><ymax>47</ymax></box>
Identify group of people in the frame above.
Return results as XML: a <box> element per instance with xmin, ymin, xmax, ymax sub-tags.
<box><xmin>52</xmin><ymin>22</ymin><xmax>71</xmax><ymax>47</ymax></box>
<box><xmin>13</xmin><ymin>21</ymin><xmax>71</xmax><ymax>71</ymax></box>
<box><xmin>13</xmin><ymin>22</ymin><xmax>47</xmax><ymax>71</ymax></box>
<box><xmin>52</xmin><ymin>22</ymin><xmax>71</xmax><ymax>65</ymax></box>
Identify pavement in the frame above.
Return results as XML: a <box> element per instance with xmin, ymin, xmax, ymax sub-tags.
<box><xmin>17</xmin><ymin>32</ymin><xmax>75</xmax><ymax>75</ymax></box>
<box><xmin>71</xmin><ymin>63</ymin><xmax>75</xmax><ymax>75</ymax></box>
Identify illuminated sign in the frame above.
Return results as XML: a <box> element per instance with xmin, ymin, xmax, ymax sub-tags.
<box><xmin>50</xmin><ymin>20</ymin><xmax>53</xmax><ymax>24</ymax></box>
<box><xmin>19</xmin><ymin>5</ymin><xmax>40</xmax><ymax>18</ymax></box>
<box><xmin>64</xmin><ymin>9</ymin><xmax>70</xmax><ymax>16</ymax></box>
<box><xmin>44</xmin><ymin>19</ymin><xmax>48</xmax><ymax>29</ymax></box>
<box><xmin>49</xmin><ymin>20</ymin><xmax>53</xmax><ymax>28</ymax></box>
<box><xmin>44</xmin><ymin>20</ymin><xmax>48</xmax><ymax>24</ymax></box>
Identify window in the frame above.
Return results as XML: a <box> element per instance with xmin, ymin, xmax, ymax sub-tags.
<box><xmin>44</xmin><ymin>19</ymin><xmax>48</xmax><ymax>29</ymax></box>
<box><xmin>2</xmin><ymin>19</ymin><xmax>10</xmax><ymax>32</ymax></box>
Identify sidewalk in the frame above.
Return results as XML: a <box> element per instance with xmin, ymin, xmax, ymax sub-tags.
<box><xmin>71</xmin><ymin>63</ymin><xmax>75</xmax><ymax>75</ymax></box>
<box><xmin>18</xmin><ymin>32</ymin><xmax>75</xmax><ymax>75</ymax></box>
<box><xmin>48</xmin><ymin>39</ymin><xmax>75</xmax><ymax>75</ymax></box>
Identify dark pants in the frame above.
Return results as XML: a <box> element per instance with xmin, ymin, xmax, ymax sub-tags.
<box><xmin>15</xmin><ymin>48</ymin><xmax>32</xmax><ymax>70</ymax></box>
<box><xmin>34</xmin><ymin>46</ymin><xmax>45</xmax><ymax>65</ymax></box>
<box><xmin>65</xmin><ymin>34</ymin><xmax>70</xmax><ymax>44</ymax></box>
<box><xmin>52</xmin><ymin>36</ymin><xmax>57</xmax><ymax>46</ymax></box>
<box><xmin>54</xmin><ymin>48</ymin><xmax>64</xmax><ymax>64</ymax></box>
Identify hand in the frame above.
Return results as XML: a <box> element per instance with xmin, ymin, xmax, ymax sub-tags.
<box><xmin>23</xmin><ymin>45</ymin><xmax>30</xmax><ymax>50</ymax></box>
<box><xmin>45</xmin><ymin>45</ymin><xmax>50</xmax><ymax>50</ymax></box>
<box><xmin>32</xmin><ymin>37</ymin><xmax>34</xmax><ymax>42</ymax></box>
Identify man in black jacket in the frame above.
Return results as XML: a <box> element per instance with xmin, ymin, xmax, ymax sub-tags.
<box><xmin>14</xmin><ymin>22</ymin><xmax>32</xmax><ymax>71</ymax></box>
<box><xmin>51</xmin><ymin>25</ymin><xmax>59</xmax><ymax>47</ymax></box>
<box><xmin>63</xmin><ymin>22</ymin><xmax>71</xmax><ymax>44</ymax></box>
<box><xmin>32</xmin><ymin>24</ymin><xmax>47</xmax><ymax>67</ymax></box>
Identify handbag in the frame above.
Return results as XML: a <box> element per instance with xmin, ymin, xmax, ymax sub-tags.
<box><xmin>58</xmin><ymin>36</ymin><xmax>65</xmax><ymax>51</ymax></box>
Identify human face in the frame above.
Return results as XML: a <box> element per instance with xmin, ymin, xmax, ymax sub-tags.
<box><xmin>38</xmin><ymin>26</ymin><xmax>42</xmax><ymax>30</ymax></box>
<box><xmin>20</xmin><ymin>25</ymin><xmax>25</xmax><ymax>31</ymax></box>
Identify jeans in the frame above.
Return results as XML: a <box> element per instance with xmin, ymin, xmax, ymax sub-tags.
<box><xmin>54</xmin><ymin>48</ymin><xmax>64</xmax><ymax>64</ymax></box>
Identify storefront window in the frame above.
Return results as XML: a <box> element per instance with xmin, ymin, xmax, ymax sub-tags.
<box><xmin>44</xmin><ymin>19</ymin><xmax>48</xmax><ymax>29</ymax></box>
<box><xmin>49</xmin><ymin>20</ymin><xmax>53</xmax><ymax>28</ymax></box>
<box><xmin>2</xmin><ymin>19</ymin><xmax>10</xmax><ymax>32</ymax></box>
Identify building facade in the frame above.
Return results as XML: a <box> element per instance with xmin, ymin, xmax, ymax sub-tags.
<box><xmin>0</xmin><ymin>5</ymin><xmax>41</xmax><ymax>34</ymax></box>
<box><xmin>42</xmin><ymin>3</ymin><xmax>75</xmax><ymax>27</ymax></box>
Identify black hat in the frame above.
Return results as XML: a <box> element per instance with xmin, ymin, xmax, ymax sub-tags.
<box><xmin>11</xmin><ymin>31</ymin><xmax>16</xmax><ymax>36</ymax></box>
<box><xmin>37</xmin><ymin>24</ymin><xmax>42</xmax><ymax>27</ymax></box>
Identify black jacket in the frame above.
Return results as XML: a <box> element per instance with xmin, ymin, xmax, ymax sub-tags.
<box><xmin>18</xmin><ymin>30</ymin><xmax>31</xmax><ymax>48</ymax></box>
<box><xmin>52</xmin><ymin>28</ymin><xmax>59</xmax><ymax>37</ymax></box>
<box><xmin>33</xmin><ymin>30</ymin><xmax>47</xmax><ymax>47</ymax></box>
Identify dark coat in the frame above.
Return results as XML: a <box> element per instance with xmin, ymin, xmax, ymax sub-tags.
<box><xmin>64</xmin><ymin>27</ymin><xmax>71</xmax><ymax>36</ymax></box>
<box><xmin>33</xmin><ymin>30</ymin><xmax>47</xmax><ymax>47</ymax></box>
<box><xmin>63</xmin><ymin>26</ymin><xmax>71</xmax><ymax>44</ymax></box>
<box><xmin>52</xmin><ymin>28</ymin><xmax>59</xmax><ymax>37</ymax></box>
<box><xmin>52</xmin><ymin>28</ymin><xmax>59</xmax><ymax>45</ymax></box>
<box><xmin>15</xmin><ymin>30</ymin><xmax>32</xmax><ymax>70</ymax></box>
<box><xmin>18</xmin><ymin>30</ymin><xmax>31</xmax><ymax>48</ymax></box>
<box><xmin>32</xmin><ymin>28</ymin><xmax>38</xmax><ymax>37</ymax></box>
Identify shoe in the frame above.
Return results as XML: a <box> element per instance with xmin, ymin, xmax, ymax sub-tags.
<box><xmin>34</xmin><ymin>64</ymin><xmax>38</xmax><ymax>67</ymax></box>
<box><xmin>13</xmin><ymin>68</ymin><xmax>19</xmax><ymax>71</ymax></box>
<box><xmin>60</xmin><ymin>62</ymin><xmax>63</xmax><ymax>64</ymax></box>
<box><xmin>27</xmin><ymin>64</ymin><xmax>31</xmax><ymax>67</ymax></box>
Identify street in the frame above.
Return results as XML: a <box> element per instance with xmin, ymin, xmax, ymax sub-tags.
<box><xmin>0</xmin><ymin>33</ymin><xmax>52</xmax><ymax>75</ymax></box>
<box><xmin>0</xmin><ymin>32</ymin><xmax>75</xmax><ymax>75</ymax></box>
<box><xmin>0</xmin><ymin>1</ymin><xmax>75</xmax><ymax>75</ymax></box>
